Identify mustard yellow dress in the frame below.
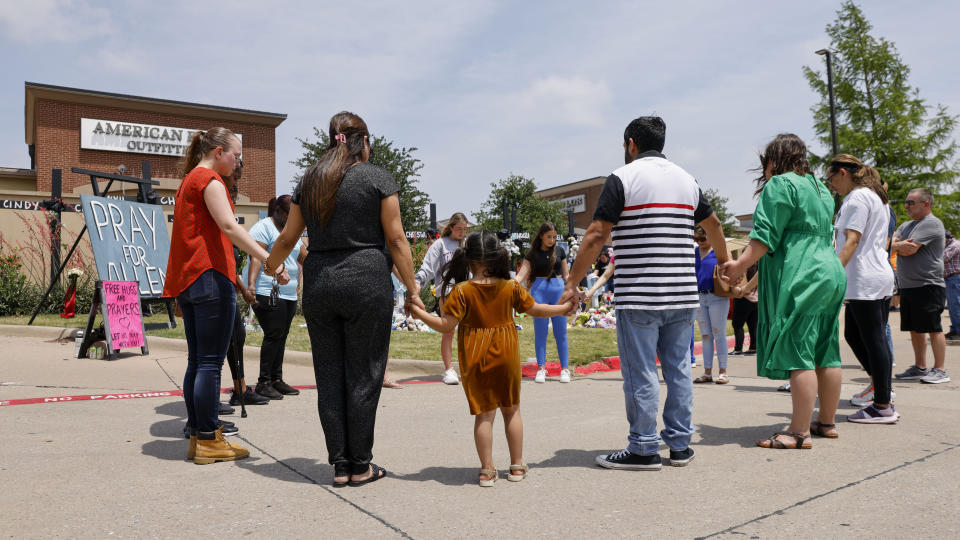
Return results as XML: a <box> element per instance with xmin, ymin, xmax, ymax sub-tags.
<box><xmin>442</xmin><ymin>279</ymin><xmax>535</xmax><ymax>414</ymax></box>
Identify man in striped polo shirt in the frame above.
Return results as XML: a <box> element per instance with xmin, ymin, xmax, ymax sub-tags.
<box><xmin>563</xmin><ymin>116</ymin><xmax>729</xmax><ymax>470</ymax></box>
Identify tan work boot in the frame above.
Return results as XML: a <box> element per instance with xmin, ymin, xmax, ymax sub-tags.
<box><xmin>194</xmin><ymin>427</ymin><xmax>250</xmax><ymax>465</ymax></box>
<box><xmin>187</xmin><ymin>433</ymin><xmax>197</xmax><ymax>461</ymax></box>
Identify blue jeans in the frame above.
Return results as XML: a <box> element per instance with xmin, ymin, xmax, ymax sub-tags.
<box><xmin>531</xmin><ymin>277</ymin><xmax>569</xmax><ymax>369</ymax></box>
<box><xmin>179</xmin><ymin>270</ymin><xmax>236</xmax><ymax>433</ymax></box>
<box><xmin>946</xmin><ymin>274</ymin><xmax>960</xmax><ymax>335</ymax></box>
<box><xmin>697</xmin><ymin>293</ymin><xmax>729</xmax><ymax>371</ymax></box>
<box><xmin>689</xmin><ymin>324</ymin><xmax>695</xmax><ymax>363</ymax></box>
<box><xmin>616</xmin><ymin>308</ymin><xmax>696</xmax><ymax>455</ymax></box>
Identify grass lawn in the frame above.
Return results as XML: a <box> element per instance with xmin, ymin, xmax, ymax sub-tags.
<box><xmin>3</xmin><ymin>313</ymin><xmax>735</xmax><ymax>367</ymax></box>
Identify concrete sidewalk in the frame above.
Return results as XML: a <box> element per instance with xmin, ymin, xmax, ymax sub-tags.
<box><xmin>1</xmin><ymin>314</ymin><xmax>958</xmax><ymax>539</ymax></box>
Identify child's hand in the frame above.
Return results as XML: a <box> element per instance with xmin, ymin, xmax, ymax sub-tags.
<box><xmin>405</xmin><ymin>295</ymin><xmax>425</xmax><ymax>317</ymax></box>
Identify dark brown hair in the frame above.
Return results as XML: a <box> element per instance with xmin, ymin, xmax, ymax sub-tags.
<box><xmin>299</xmin><ymin>112</ymin><xmax>369</xmax><ymax>225</ymax></box>
<box><xmin>828</xmin><ymin>154</ymin><xmax>888</xmax><ymax>204</ymax></box>
<box><xmin>524</xmin><ymin>222</ymin><xmax>558</xmax><ymax>278</ymax></box>
<box><xmin>754</xmin><ymin>134</ymin><xmax>811</xmax><ymax>196</ymax></box>
<box><xmin>180</xmin><ymin>127</ymin><xmax>239</xmax><ymax>176</ymax></box>
<box><xmin>272</xmin><ymin>195</ymin><xmax>292</xmax><ymax>230</ymax></box>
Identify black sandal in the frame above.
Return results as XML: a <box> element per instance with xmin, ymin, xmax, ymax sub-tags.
<box><xmin>332</xmin><ymin>462</ymin><xmax>350</xmax><ymax>488</ymax></box>
<box><xmin>757</xmin><ymin>431</ymin><xmax>811</xmax><ymax>449</ymax></box>
<box><xmin>348</xmin><ymin>463</ymin><xmax>387</xmax><ymax>487</ymax></box>
<box><xmin>810</xmin><ymin>421</ymin><xmax>839</xmax><ymax>439</ymax></box>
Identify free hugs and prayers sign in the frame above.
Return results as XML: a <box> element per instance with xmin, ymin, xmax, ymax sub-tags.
<box><xmin>80</xmin><ymin>195</ymin><xmax>170</xmax><ymax>299</ymax></box>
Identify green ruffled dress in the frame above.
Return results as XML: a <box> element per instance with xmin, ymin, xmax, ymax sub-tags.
<box><xmin>749</xmin><ymin>172</ymin><xmax>846</xmax><ymax>380</ymax></box>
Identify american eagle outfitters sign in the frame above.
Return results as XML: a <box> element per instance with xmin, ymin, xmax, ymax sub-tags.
<box><xmin>80</xmin><ymin>194</ymin><xmax>170</xmax><ymax>298</ymax></box>
<box><xmin>80</xmin><ymin>118</ymin><xmax>240</xmax><ymax>157</ymax></box>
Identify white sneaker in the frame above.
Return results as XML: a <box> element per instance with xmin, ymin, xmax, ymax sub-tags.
<box><xmin>535</xmin><ymin>369</ymin><xmax>547</xmax><ymax>383</ymax></box>
<box><xmin>851</xmin><ymin>387</ymin><xmax>896</xmax><ymax>407</ymax></box>
<box><xmin>442</xmin><ymin>368</ymin><xmax>460</xmax><ymax>385</ymax></box>
<box><xmin>850</xmin><ymin>384</ymin><xmax>874</xmax><ymax>407</ymax></box>
<box><xmin>559</xmin><ymin>369</ymin><xmax>571</xmax><ymax>383</ymax></box>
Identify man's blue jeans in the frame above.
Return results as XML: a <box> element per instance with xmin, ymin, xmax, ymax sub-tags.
<box><xmin>616</xmin><ymin>308</ymin><xmax>696</xmax><ymax>456</ymax></box>
<box><xmin>946</xmin><ymin>274</ymin><xmax>960</xmax><ymax>335</ymax></box>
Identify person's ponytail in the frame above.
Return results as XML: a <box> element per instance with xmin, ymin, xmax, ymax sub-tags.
<box><xmin>299</xmin><ymin>112</ymin><xmax>369</xmax><ymax>226</ymax></box>
<box><xmin>179</xmin><ymin>127</ymin><xmax>238</xmax><ymax>177</ymax></box>
<box><xmin>438</xmin><ymin>247</ymin><xmax>470</xmax><ymax>300</ymax></box>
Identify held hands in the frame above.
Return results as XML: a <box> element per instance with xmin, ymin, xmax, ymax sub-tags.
<box><xmin>404</xmin><ymin>292</ymin><xmax>426</xmax><ymax>317</ymax></box>
<box><xmin>719</xmin><ymin>259</ymin><xmax>745</xmax><ymax>284</ymax></box>
<box><xmin>558</xmin><ymin>285</ymin><xmax>581</xmax><ymax>316</ymax></box>
<box><xmin>241</xmin><ymin>287</ymin><xmax>258</xmax><ymax>306</ymax></box>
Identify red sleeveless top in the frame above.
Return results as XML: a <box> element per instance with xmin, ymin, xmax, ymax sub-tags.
<box><xmin>162</xmin><ymin>167</ymin><xmax>236</xmax><ymax>298</ymax></box>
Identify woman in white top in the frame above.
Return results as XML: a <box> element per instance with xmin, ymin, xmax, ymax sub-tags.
<box><xmin>828</xmin><ymin>154</ymin><xmax>898</xmax><ymax>427</ymax></box>
<box><xmin>414</xmin><ymin>212</ymin><xmax>469</xmax><ymax>384</ymax></box>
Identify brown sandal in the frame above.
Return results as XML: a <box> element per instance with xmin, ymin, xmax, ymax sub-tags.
<box><xmin>693</xmin><ymin>374</ymin><xmax>713</xmax><ymax>383</ymax></box>
<box><xmin>810</xmin><ymin>421</ymin><xmax>839</xmax><ymax>438</ymax></box>
<box><xmin>757</xmin><ymin>431</ymin><xmax>812</xmax><ymax>449</ymax></box>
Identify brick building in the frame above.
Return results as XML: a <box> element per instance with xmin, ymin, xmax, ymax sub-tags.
<box><xmin>0</xmin><ymin>82</ymin><xmax>286</xmax><ymax>283</ymax></box>
<box><xmin>535</xmin><ymin>175</ymin><xmax>612</xmax><ymax>243</ymax></box>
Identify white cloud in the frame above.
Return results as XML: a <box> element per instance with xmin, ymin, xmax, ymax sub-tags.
<box><xmin>0</xmin><ymin>0</ymin><xmax>111</xmax><ymax>43</ymax></box>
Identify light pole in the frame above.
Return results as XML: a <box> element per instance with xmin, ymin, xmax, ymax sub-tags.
<box><xmin>816</xmin><ymin>48</ymin><xmax>839</xmax><ymax>157</ymax></box>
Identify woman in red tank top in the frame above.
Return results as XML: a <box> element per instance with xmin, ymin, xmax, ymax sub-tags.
<box><xmin>163</xmin><ymin>127</ymin><xmax>285</xmax><ymax>465</ymax></box>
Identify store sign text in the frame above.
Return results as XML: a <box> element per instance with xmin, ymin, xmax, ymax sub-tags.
<box><xmin>80</xmin><ymin>118</ymin><xmax>240</xmax><ymax>157</ymax></box>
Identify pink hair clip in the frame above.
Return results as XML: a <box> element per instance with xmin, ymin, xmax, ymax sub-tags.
<box><xmin>334</xmin><ymin>133</ymin><xmax>347</xmax><ymax>144</ymax></box>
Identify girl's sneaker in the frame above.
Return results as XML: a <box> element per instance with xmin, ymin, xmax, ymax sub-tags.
<box><xmin>559</xmin><ymin>369</ymin><xmax>571</xmax><ymax>383</ymax></box>
<box><xmin>535</xmin><ymin>368</ymin><xmax>547</xmax><ymax>383</ymax></box>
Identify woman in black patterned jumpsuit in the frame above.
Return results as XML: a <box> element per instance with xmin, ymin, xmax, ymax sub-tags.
<box><xmin>266</xmin><ymin>112</ymin><xmax>422</xmax><ymax>487</ymax></box>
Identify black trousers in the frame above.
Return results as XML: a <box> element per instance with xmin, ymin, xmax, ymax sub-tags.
<box><xmin>732</xmin><ymin>298</ymin><xmax>757</xmax><ymax>352</ymax></box>
<box><xmin>225</xmin><ymin>303</ymin><xmax>245</xmax><ymax>382</ymax></box>
<box><xmin>253</xmin><ymin>296</ymin><xmax>298</xmax><ymax>384</ymax></box>
<box><xmin>845</xmin><ymin>298</ymin><xmax>893</xmax><ymax>404</ymax></box>
<box><xmin>302</xmin><ymin>249</ymin><xmax>393</xmax><ymax>474</ymax></box>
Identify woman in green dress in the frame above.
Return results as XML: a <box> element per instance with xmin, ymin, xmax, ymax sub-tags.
<box><xmin>721</xmin><ymin>134</ymin><xmax>846</xmax><ymax>449</ymax></box>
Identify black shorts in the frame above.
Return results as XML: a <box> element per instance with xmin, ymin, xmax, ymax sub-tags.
<box><xmin>900</xmin><ymin>285</ymin><xmax>946</xmax><ymax>333</ymax></box>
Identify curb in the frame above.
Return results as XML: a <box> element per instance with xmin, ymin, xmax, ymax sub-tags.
<box><xmin>2</xmin><ymin>325</ymin><xmax>750</xmax><ymax>383</ymax></box>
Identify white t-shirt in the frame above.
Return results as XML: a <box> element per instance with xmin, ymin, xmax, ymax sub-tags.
<box><xmin>834</xmin><ymin>187</ymin><xmax>895</xmax><ymax>300</ymax></box>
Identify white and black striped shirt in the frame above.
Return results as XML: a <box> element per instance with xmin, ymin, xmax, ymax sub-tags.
<box><xmin>593</xmin><ymin>151</ymin><xmax>713</xmax><ymax>310</ymax></box>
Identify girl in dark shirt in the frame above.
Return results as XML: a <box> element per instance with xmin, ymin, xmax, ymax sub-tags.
<box><xmin>515</xmin><ymin>222</ymin><xmax>571</xmax><ymax>383</ymax></box>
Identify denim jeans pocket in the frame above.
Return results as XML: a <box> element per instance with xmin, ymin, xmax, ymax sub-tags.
<box><xmin>182</xmin><ymin>271</ymin><xmax>220</xmax><ymax>305</ymax></box>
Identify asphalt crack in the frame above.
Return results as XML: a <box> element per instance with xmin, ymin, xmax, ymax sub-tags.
<box><xmin>236</xmin><ymin>435</ymin><xmax>414</xmax><ymax>539</ymax></box>
<box><xmin>696</xmin><ymin>442</ymin><xmax>960</xmax><ymax>539</ymax></box>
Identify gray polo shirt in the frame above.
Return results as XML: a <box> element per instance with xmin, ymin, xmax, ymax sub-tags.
<box><xmin>894</xmin><ymin>213</ymin><xmax>945</xmax><ymax>288</ymax></box>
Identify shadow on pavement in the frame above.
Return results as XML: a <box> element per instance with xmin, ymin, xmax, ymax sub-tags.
<box><xmin>394</xmin><ymin>448</ymin><xmax>610</xmax><ymax>486</ymax></box>
<box><xmin>236</xmin><ymin>457</ymin><xmax>330</xmax><ymax>484</ymax></box>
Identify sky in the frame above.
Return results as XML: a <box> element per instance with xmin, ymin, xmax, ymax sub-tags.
<box><xmin>1</xmin><ymin>0</ymin><xmax>958</xmax><ymax>222</ymax></box>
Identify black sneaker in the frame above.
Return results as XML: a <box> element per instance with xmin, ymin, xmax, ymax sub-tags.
<box><xmin>668</xmin><ymin>447</ymin><xmax>695</xmax><ymax>467</ymax></box>
<box><xmin>219</xmin><ymin>420</ymin><xmax>239</xmax><ymax>436</ymax></box>
<box><xmin>272</xmin><ymin>380</ymin><xmax>300</xmax><ymax>396</ymax></box>
<box><xmin>256</xmin><ymin>383</ymin><xmax>284</xmax><ymax>400</ymax></box>
<box><xmin>945</xmin><ymin>332</ymin><xmax>960</xmax><ymax>342</ymax></box>
<box><xmin>230</xmin><ymin>387</ymin><xmax>270</xmax><ymax>406</ymax></box>
<box><xmin>744</xmin><ymin>349</ymin><xmax>757</xmax><ymax>356</ymax></box>
<box><xmin>595</xmin><ymin>449</ymin><xmax>661</xmax><ymax>470</ymax></box>
<box><xmin>218</xmin><ymin>402</ymin><xmax>235</xmax><ymax>415</ymax></box>
<box><xmin>729</xmin><ymin>350</ymin><xmax>743</xmax><ymax>356</ymax></box>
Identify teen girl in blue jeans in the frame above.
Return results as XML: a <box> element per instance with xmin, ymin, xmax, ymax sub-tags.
<box><xmin>693</xmin><ymin>229</ymin><xmax>730</xmax><ymax>384</ymax></box>
<box><xmin>516</xmin><ymin>222</ymin><xmax>570</xmax><ymax>383</ymax></box>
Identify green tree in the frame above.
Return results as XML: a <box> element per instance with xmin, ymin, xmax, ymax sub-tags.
<box><xmin>803</xmin><ymin>1</ymin><xmax>959</xmax><ymax>232</ymax></box>
<box><xmin>292</xmin><ymin>128</ymin><xmax>431</xmax><ymax>231</ymax></box>
<box><xmin>472</xmin><ymin>174</ymin><xmax>568</xmax><ymax>238</ymax></box>
<box><xmin>703</xmin><ymin>188</ymin><xmax>736</xmax><ymax>237</ymax></box>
